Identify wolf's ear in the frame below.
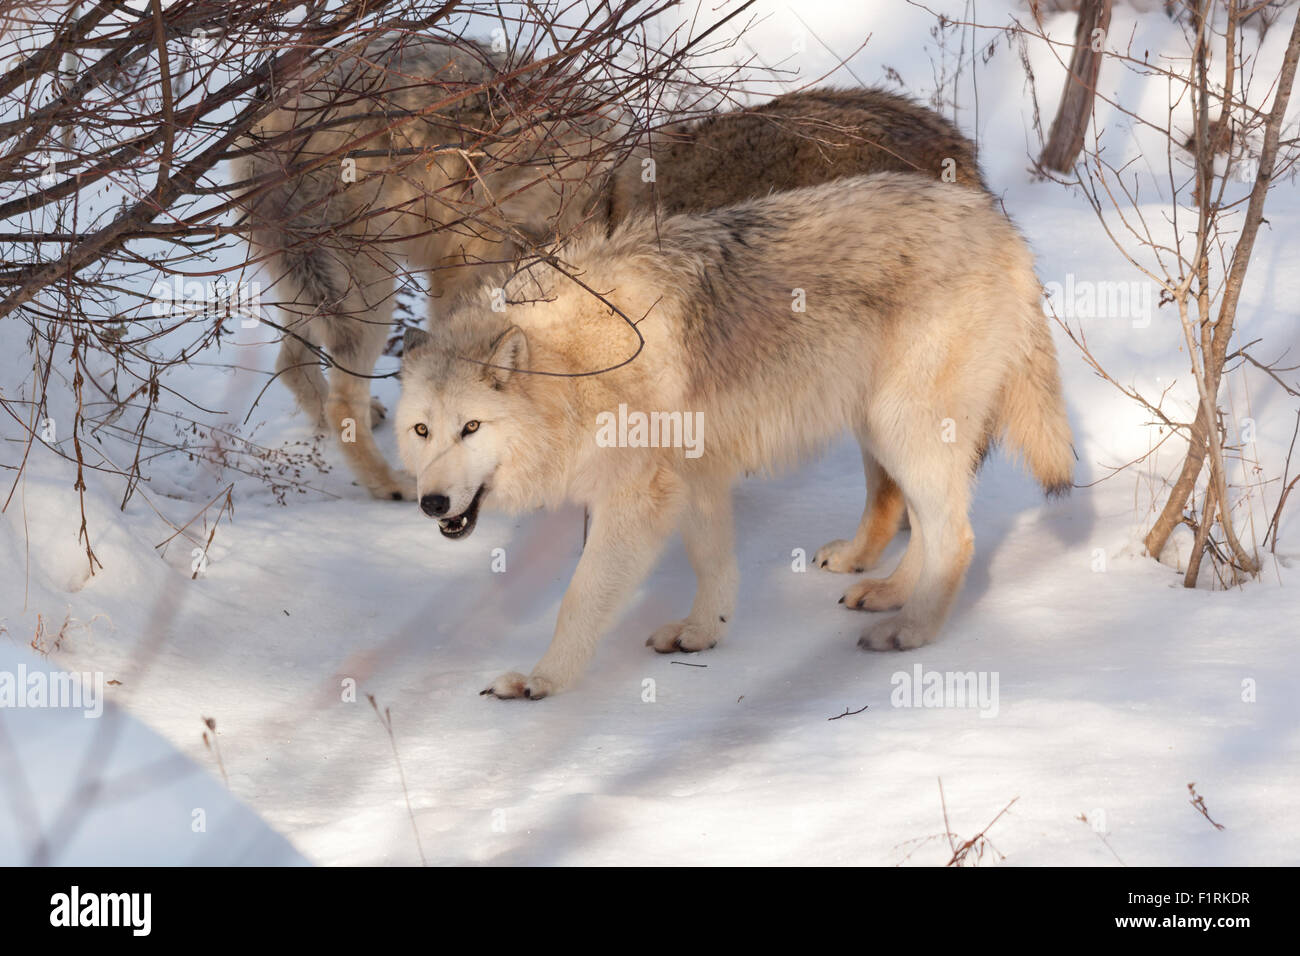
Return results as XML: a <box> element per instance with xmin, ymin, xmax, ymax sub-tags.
<box><xmin>485</xmin><ymin>325</ymin><xmax>528</xmax><ymax>387</ymax></box>
<box><xmin>403</xmin><ymin>326</ymin><xmax>431</xmax><ymax>356</ymax></box>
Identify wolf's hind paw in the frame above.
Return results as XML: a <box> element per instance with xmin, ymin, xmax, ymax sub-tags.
<box><xmin>858</xmin><ymin>615</ymin><xmax>933</xmax><ymax>652</ymax></box>
<box><xmin>815</xmin><ymin>539</ymin><xmax>871</xmax><ymax>574</ymax></box>
<box><xmin>841</xmin><ymin>576</ymin><xmax>906</xmax><ymax>612</ymax></box>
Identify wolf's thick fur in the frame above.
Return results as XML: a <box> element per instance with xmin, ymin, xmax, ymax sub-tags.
<box><xmin>396</xmin><ymin>173</ymin><xmax>1073</xmax><ymax>698</ymax></box>
<box><xmin>610</xmin><ymin>87</ymin><xmax>985</xmax><ymax>220</ymax></box>
<box><xmin>233</xmin><ymin>33</ymin><xmax>989</xmax><ymax>502</ymax></box>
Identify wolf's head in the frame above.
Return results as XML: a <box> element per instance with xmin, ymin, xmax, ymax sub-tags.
<box><xmin>395</xmin><ymin>322</ymin><xmax>530</xmax><ymax>540</ymax></box>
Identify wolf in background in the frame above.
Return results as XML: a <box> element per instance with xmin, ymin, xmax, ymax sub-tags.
<box><xmin>396</xmin><ymin>173</ymin><xmax>1073</xmax><ymax>699</ymax></box>
<box><xmin>234</xmin><ymin>36</ymin><xmax>619</xmax><ymax>500</ymax></box>
<box><xmin>233</xmin><ymin>31</ymin><xmax>987</xmax><ymax>518</ymax></box>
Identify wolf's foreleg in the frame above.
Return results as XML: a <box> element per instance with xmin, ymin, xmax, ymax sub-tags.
<box><xmin>647</xmin><ymin>478</ymin><xmax>737</xmax><ymax>653</ymax></box>
<box><xmin>320</xmin><ymin>271</ymin><xmax>415</xmax><ymax>501</ymax></box>
<box><xmin>483</xmin><ymin>470</ymin><xmax>684</xmax><ymax>699</ymax></box>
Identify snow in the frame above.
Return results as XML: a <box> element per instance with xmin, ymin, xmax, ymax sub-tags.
<box><xmin>1</xmin><ymin>2</ymin><xmax>1297</xmax><ymax>865</ymax></box>
<box><xmin>0</xmin><ymin>642</ymin><xmax>306</xmax><ymax>865</ymax></box>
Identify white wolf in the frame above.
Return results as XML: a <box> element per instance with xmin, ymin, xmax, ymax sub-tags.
<box><xmin>396</xmin><ymin>173</ymin><xmax>1073</xmax><ymax>698</ymax></box>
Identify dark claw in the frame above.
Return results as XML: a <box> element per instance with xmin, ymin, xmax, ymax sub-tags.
<box><xmin>391</xmin><ymin>491</ymin><xmax>403</xmax><ymax>501</ymax></box>
<box><xmin>838</xmin><ymin>596</ymin><xmax>845</xmax><ymax>604</ymax></box>
<box><xmin>523</xmin><ymin>687</ymin><xmax>532</xmax><ymax>698</ymax></box>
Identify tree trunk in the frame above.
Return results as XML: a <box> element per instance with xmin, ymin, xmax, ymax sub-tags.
<box><xmin>1039</xmin><ymin>0</ymin><xmax>1114</xmax><ymax>173</ymax></box>
<box><xmin>1144</xmin><ymin>6</ymin><xmax>1300</xmax><ymax>570</ymax></box>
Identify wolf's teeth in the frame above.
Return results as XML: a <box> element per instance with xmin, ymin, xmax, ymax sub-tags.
<box><xmin>458</xmin><ymin>515</ymin><xmax>468</xmax><ymax>528</ymax></box>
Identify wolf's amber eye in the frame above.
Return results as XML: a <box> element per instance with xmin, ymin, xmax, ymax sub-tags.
<box><xmin>414</xmin><ymin>423</ymin><xmax>429</xmax><ymax>438</ymax></box>
<box><xmin>461</xmin><ymin>420</ymin><xmax>480</xmax><ymax>437</ymax></box>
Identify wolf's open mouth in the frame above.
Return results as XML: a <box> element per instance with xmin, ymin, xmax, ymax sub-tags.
<box><xmin>437</xmin><ymin>484</ymin><xmax>486</xmax><ymax>540</ymax></box>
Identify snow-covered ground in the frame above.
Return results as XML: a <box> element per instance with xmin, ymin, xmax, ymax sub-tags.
<box><xmin>0</xmin><ymin>643</ymin><xmax>306</xmax><ymax>865</ymax></box>
<box><xmin>1</xmin><ymin>2</ymin><xmax>1297</xmax><ymax>865</ymax></box>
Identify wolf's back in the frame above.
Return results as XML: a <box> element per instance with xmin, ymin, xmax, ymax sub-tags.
<box><xmin>230</xmin><ymin>38</ymin><xmax>501</xmax><ymax>245</ymax></box>
<box><xmin>612</xmin><ymin>86</ymin><xmax>986</xmax><ymax>222</ymax></box>
<box><xmin>593</xmin><ymin>173</ymin><xmax>1072</xmax><ymax>489</ymax></box>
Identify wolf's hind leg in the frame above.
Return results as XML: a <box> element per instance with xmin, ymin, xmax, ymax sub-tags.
<box><xmin>841</xmin><ymin>505</ymin><xmax>923</xmax><ymax>612</ymax></box>
<box><xmin>816</xmin><ymin>446</ymin><xmax>905</xmax><ymax>573</ymax></box>
<box><xmin>275</xmin><ymin>328</ymin><xmax>328</xmax><ymax>428</ymax></box>
<box><xmin>648</xmin><ymin>478</ymin><xmax>738</xmax><ymax>653</ymax></box>
<box><xmin>858</xmin><ymin>465</ymin><xmax>975</xmax><ymax>652</ymax></box>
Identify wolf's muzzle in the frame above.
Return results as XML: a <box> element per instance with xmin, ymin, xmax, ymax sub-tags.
<box><xmin>436</xmin><ymin>484</ymin><xmax>486</xmax><ymax>539</ymax></box>
<box><xmin>420</xmin><ymin>493</ymin><xmax>450</xmax><ymax>517</ymax></box>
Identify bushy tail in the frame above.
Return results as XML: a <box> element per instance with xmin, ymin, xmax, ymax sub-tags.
<box><xmin>999</xmin><ymin>311</ymin><xmax>1075</xmax><ymax>496</ymax></box>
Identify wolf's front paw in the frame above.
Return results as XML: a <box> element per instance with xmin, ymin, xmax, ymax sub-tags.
<box><xmin>815</xmin><ymin>539</ymin><xmax>871</xmax><ymax>574</ymax></box>
<box><xmin>646</xmin><ymin>617</ymin><xmax>726</xmax><ymax>653</ymax></box>
<box><xmin>368</xmin><ymin>471</ymin><xmax>417</xmax><ymax>502</ymax></box>
<box><xmin>369</xmin><ymin>395</ymin><xmax>388</xmax><ymax>428</ymax></box>
<box><xmin>480</xmin><ymin>670</ymin><xmax>556</xmax><ymax>700</ymax></box>
<box><xmin>858</xmin><ymin>615</ymin><xmax>935</xmax><ymax>652</ymax></box>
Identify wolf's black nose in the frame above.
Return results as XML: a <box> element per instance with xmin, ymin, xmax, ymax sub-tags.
<box><xmin>420</xmin><ymin>493</ymin><xmax>450</xmax><ymax>517</ymax></box>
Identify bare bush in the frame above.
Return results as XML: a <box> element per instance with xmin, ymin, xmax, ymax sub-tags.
<box><xmin>932</xmin><ymin>0</ymin><xmax>1300</xmax><ymax>584</ymax></box>
<box><xmin>0</xmin><ymin>0</ymin><xmax>761</xmax><ymax>570</ymax></box>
